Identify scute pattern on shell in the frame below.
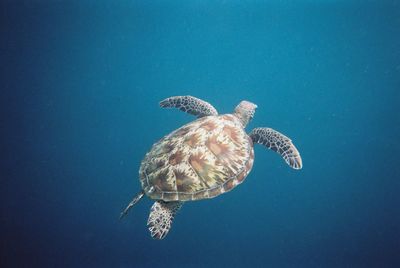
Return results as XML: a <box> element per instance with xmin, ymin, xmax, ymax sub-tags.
<box><xmin>140</xmin><ymin>114</ymin><xmax>254</xmax><ymax>201</ymax></box>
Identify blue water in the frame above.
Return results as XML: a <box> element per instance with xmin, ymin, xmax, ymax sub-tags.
<box><xmin>1</xmin><ymin>1</ymin><xmax>399</xmax><ymax>267</ymax></box>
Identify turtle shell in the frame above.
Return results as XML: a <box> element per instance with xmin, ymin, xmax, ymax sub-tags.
<box><xmin>139</xmin><ymin>114</ymin><xmax>254</xmax><ymax>201</ymax></box>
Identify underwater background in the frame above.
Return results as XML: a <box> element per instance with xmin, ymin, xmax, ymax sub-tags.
<box><xmin>1</xmin><ymin>1</ymin><xmax>400</xmax><ymax>267</ymax></box>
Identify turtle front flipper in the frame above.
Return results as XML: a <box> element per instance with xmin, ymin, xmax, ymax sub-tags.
<box><xmin>147</xmin><ymin>201</ymin><xmax>183</xmax><ymax>239</ymax></box>
<box><xmin>250</xmin><ymin>127</ymin><xmax>302</xmax><ymax>169</ymax></box>
<box><xmin>160</xmin><ymin>95</ymin><xmax>218</xmax><ymax>118</ymax></box>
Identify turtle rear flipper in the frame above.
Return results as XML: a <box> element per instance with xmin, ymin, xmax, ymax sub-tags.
<box><xmin>120</xmin><ymin>190</ymin><xmax>145</xmax><ymax>219</ymax></box>
<box><xmin>250</xmin><ymin>127</ymin><xmax>302</xmax><ymax>169</ymax></box>
<box><xmin>160</xmin><ymin>95</ymin><xmax>218</xmax><ymax>118</ymax></box>
<box><xmin>147</xmin><ymin>201</ymin><xmax>183</xmax><ymax>239</ymax></box>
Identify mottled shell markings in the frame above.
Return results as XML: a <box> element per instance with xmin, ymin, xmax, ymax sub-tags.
<box><xmin>140</xmin><ymin>114</ymin><xmax>254</xmax><ymax>201</ymax></box>
<box><xmin>200</xmin><ymin>120</ymin><xmax>218</xmax><ymax>131</ymax></box>
<box><xmin>184</xmin><ymin>132</ymin><xmax>202</xmax><ymax>148</ymax></box>
<box><xmin>168</xmin><ymin>151</ymin><xmax>184</xmax><ymax>166</ymax></box>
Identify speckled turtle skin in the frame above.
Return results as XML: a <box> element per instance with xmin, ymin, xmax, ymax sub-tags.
<box><xmin>139</xmin><ymin>114</ymin><xmax>254</xmax><ymax>202</ymax></box>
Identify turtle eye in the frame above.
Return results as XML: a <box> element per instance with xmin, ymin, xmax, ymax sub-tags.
<box><xmin>248</xmin><ymin>110</ymin><xmax>255</xmax><ymax>119</ymax></box>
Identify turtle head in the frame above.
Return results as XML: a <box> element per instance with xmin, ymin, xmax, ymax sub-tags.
<box><xmin>233</xmin><ymin>100</ymin><xmax>257</xmax><ymax>128</ymax></box>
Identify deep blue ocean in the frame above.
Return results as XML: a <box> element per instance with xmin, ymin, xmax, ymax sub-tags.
<box><xmin>1</xmin><ymin>1</ymin><xmax>400</xmax><ymax>267</ymax></box>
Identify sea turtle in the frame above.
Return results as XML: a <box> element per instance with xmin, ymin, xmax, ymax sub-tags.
<box><xmin>120</xmin><ymin>95</ymin><xmax>302</xmax><ymax>239</ymax></box>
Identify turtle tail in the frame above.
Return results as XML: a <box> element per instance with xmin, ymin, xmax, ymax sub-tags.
<box><xmin>120</xmin><ymin>190</ymin><xmax>145</xmax><ymax>219</ymax></box>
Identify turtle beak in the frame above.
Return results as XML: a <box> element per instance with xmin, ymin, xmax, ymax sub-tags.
<box><xmin>240</xmin><ymin>101</ymin><xmax>257</xmax><ymax>110</ymax></box>
<box><xmin>234</xmin><ymin>101</ymin><xmax>257</xmax><ymax>127</ymax></box>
